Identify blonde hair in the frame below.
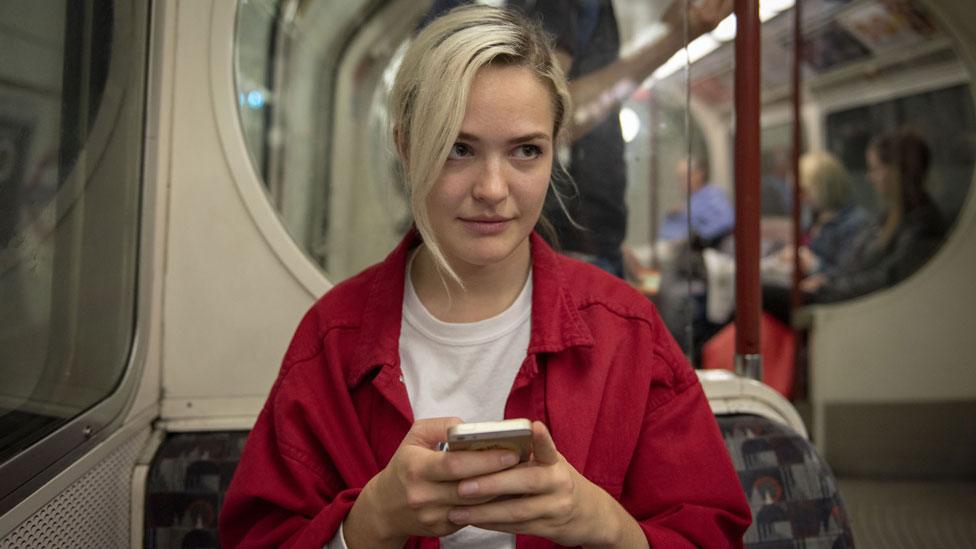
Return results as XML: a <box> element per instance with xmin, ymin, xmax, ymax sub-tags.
<box><xmin>800</xmin><ymin>151</ymin><xmax>852</xmax><ymax>212</ymax></box>
<box><xmin>389</xmin><ymin>4</ymin><xmax>571</xmax><ymax>285</ymax></box>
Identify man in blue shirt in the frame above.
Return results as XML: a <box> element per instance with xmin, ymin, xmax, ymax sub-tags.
<box><xmin>659</xmin><ymin>156</ymin><xmax>735</xmax><ymax>246</ymax></box>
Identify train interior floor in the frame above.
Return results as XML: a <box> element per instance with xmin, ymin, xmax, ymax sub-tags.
<box><xmin>837</xmin><ymin>479</ymin><xmax>976</xmax><ymax>548</ymax></box>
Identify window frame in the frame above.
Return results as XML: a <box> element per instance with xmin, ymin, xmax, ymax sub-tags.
<box><xmin>0</xmin><ymin>0</ymin><xmax>153</xmax><ymax>517</ymax></box>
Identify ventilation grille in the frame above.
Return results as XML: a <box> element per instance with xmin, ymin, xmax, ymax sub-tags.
<box><xmin>1</xmin><ymin>429</ymin><xmax>149</xmax><ymax>549</ymax></box>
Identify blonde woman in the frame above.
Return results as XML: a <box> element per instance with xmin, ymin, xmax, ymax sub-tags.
<box><xmin>220</xmin><ymin>6</ymin><xmax>750</xmax><ymax>548</ymax></box>
<box><xmin>796</xmin><ymin>151</ymin><xmax>870</xmax><ymax>274</ymax></box>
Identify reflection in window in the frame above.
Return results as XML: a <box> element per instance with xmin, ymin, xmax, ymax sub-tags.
<box><xmin>0</xmin><ymin>1</ymin><xmax>146</xmax><ymax>464</ymax></box>
<box><xmin>806</xmin><ymin>85</ymin><xmax>975</xmax><ymax>302</ymax></box>
<box><xmin>827</xmin><ymin>85</ymin><xmax>975</xmax><ymax>226</ymax></box>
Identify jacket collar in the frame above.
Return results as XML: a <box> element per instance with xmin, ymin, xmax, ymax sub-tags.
<box><xmin>346</xmin><ymin>230</ymin><xmax>594</xmax><ymax>388</ymax></box>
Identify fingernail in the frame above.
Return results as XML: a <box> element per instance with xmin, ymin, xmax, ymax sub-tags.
<box><xmin>458</xmin><ymin>481</ymin><xmax>478</xmax><ymax>496</ymax></box>
<box><xmin>501</xmin><ymin>453</ymin><xmax>518</xmax><ymax>467</ymax></box>
<box><xmin>448</xmin><ymin>509</ymin><xmax>470</xmax><ymax>524</ymax></box>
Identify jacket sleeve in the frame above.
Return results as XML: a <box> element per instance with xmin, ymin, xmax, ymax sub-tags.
<box><xmin>218</xmin><ymin>373</ymin><xmax>361</xmax><ymax>548</ymax></box>
<box><xmin>619</xmin><ymin>333</ymin><xmax>752</xmax><ymax>547</ymax></box>
<box><xmin>218</xmin><ymin>312</ymin><xmax>364</xmax><ymax>549</ymax></box>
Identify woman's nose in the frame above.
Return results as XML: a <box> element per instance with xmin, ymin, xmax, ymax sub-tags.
<box><xmin>472</xmin><ymin>157</ymin><xmax>508</xmax><ymax>203</ymax></box>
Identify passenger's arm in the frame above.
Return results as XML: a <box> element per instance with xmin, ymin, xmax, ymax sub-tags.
<box><xmin>618</xmin><ymin>338</ymin><xmax>752</xmax><ymax>547</ymax></box>
<box><xmin>815</xmin><ymin>227</ymin><xmax>938</xmax><ymax>302</ymax></box>
<box><xmin>562</xmin><ymin>0</ymin><xmax>733</xmax><ymax>142</ymax></box>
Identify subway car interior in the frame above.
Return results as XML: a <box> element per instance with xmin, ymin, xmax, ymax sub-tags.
<box><xmin>1</xmin><ymin>0</ymin><xmax>975</xmax><ymax>547</ymax></box>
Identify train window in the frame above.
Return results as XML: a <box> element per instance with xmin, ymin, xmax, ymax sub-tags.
<box><xmin>235</xmin><ymin>0</ymin><xmax>417</xmax><ymax>281</ymax></box>
<box><xmin>798</xmin><ymin>0</ymin><xmax>974</xmax><ymax>304</ymax></box>
<box><xmin>826</xmin><ymin>84</ymin><xmax>974</xmax><ymax>232</ymax></box>
<box><xmin>0</xmin><ymin>0</ymin><xmax>146</xmax><ymax>471</ymax></box>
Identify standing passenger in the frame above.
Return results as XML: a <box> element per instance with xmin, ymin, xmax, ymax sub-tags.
<box><xmin>219</xmin><ymin>6</ymin><xmax>750</xmax><ymax>548</ymax></box>
<box><xmin>512</xmin><ymin>0</ymin><xmax>734</xmax><ymax>277</ymax></box>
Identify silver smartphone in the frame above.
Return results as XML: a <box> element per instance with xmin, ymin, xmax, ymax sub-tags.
<box><xmin>445</xmin><ymin>418</ymin><xmax>533</xmax><ymax>462</ymax></box>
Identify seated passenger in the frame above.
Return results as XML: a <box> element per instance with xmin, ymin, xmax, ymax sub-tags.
<box><xmin>803</xmin><ymin>129</ymin><xmax>945</xmax><ymax>301</ymax></box>
<box><xmin>780</xmin><ymin>152</ymin><xmax>870</xmax><ymax>276</ymax></box>
<box><xmin>219</xmin><ymin>6</ymin><xmax>750</xmax><ymax>548</ymax></box>
<box><xmin>659</xmin><ymin>156</ymin><xmax>736</xmax><ymax>248</ymax></box>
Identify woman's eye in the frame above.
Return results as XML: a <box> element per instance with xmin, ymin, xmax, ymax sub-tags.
<box><xmin>448</xmin><ymin>143</ymin><xmax>471</xmax><ymax>159</ymax></box>
<box><xmin>513</xmin><ymin>144</ymin><xmax>542</xmax><ymax>159</ymax></box>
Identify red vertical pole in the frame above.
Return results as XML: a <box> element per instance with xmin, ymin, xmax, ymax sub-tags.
<box><xmin>734</xmin><ymin>0</ymin><xmax>762</xmax><ymax>379</ymax></box>
<box><xmin>791</xmin><ymin>1</ymin><xmax>804</xmax><ymax>311</ymax></box>
<box><xmin>791</xmin><ymin>1</ymin><xmax>806</xmax><ymax>396</ymax></box>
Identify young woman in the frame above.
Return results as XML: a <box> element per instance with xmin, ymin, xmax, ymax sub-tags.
<box><xmin>219</xmin><ymin>6</ymin><xmax>750</xmax><ymax>548</ymax></box>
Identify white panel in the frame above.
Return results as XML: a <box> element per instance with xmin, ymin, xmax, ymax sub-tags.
<box><xmin>124</xmin><ymin>0</ymin><xmax>177</xmax><ymax>426</ymax></box>
<box><xmin>161</xmin><ymin>0</ymin><xmax>323</xmax><ymax>415</ymax></box>
<box><xmin>810</xmin><ymin>198</ymin><xmax>976</xmax><ymax>403</ymax></box>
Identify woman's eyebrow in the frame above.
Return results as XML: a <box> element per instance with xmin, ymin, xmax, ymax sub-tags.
<box><xmin>456</xmin><ymin>131</ymin><xmax>551</xmax><ymax>143</ymax></box>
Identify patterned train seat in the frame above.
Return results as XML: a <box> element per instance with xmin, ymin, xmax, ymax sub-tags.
<box><xmin>718</xmin><ymin>414</ymin><xmax>854</xmax><ymax>548</ymax></box>
<box><xmin>145</xmin><ymin>432</ymin><xmax>248</xmax><ymax>549</ymax></box>
<box><xmin>145</xmin><ymin>417</ymin><xmax>853</xmax><ymax>548</ymax></box>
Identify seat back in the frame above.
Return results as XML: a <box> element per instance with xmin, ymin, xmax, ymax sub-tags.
<box><xmin>718</xmin><ymin>414</ymin><xmax>854</xmax><ymax>548</ymax></box>
<box><xmin>144</xmin><ymin>418</ymin><xmax>853</xmax><ymax>548</ymax></box>
<box><xmin>144</xmin><ymin>432</ymin><xmax>247</xmax><ymax>549</ymax></box>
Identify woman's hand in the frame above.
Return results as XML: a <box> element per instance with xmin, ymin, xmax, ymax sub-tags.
<box><xmin>343</xmin><ymin>417</ymin><xmax>521</xmax><ymax>548</ymax></box>
<box><xmin>798</xmin><ymin>246</ymin><xmax>821</xmax><ymax>274</ymax></box>
<box><xmin>446</xmin><ymin>422</ymin><xmax>648</xmax><ymax>548</ymax></box>
<box><xmin>778</xmin><ymin>245</ymin><xmax>821</xmax><ymax>275</ymax></box>
<box><xmin>800</xmin><ymin>273</ymin><xmax>828</xmax><ymax>293</ymax></box>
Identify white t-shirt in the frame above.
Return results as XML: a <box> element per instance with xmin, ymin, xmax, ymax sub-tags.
<box><xmin>328</xmin><ymin>255</ymin><xmax>531</xmax><ymax>549</ymax></box>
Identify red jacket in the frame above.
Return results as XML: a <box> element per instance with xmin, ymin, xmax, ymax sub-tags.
<box><xmin>220</xmin><ymin>232</ymin><xmax>751</xmax><ymax>548</ymax></box>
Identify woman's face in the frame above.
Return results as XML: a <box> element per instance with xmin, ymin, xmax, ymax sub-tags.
<box><xmin>866</xmin><ymin>146</ymin><xmax>891</xmax><ymax>196</ymax></box>
<box><xmin>425</xmin><ymin>64</ymin><xmax>554</xmax><ymax>275</ymax></box>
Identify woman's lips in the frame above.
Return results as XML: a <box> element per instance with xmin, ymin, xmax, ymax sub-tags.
<box><xmin>459</xmin><ymin>218</ymin><xmax>512</xmax><ymax>235</ymax></box>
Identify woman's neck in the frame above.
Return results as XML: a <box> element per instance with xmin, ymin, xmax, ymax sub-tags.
<box><xmin>410</xmin><ymin>242</ymin><xmax>531</xmax><ymax>323</ymax></box>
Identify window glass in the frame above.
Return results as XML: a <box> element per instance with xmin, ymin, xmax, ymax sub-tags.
<box><xmin>235</xmin><ymin>0</ymin><xmax>414</xmax><ymax>280</ymax></box>
<box><xmin>797</xmin><ymin>0</ymin><xmax>972</xmax><ymax>304</ymax></box>
<box><xmin>0</xmin><ymin>0</ymin><xmax>146</xmax><ymax>464</ymax></box>
<box><xmin>826</xmin><ymin>84</ymin><xmax>975</xmax><ymax>227</ymax></box>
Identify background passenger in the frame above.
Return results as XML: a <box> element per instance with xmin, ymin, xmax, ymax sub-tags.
<box><xmin>219</xmin><ymin>6</ymin><xmax>750</xmax><ymax>548</ymax></box>
<box><xmin>788</xmin><ymin>151</ymin><xmax>871</xmax><ymax>275</ymax></box>
<box><xmin>803</xmin><ymin>129</ymin><xmax>945</xmax><ymax>301</ymax></box>
<box><xmin>518</xmin><ymin>0</ymin><xmax>732</xmax><ymax>277</ymax></box>
<box><xmin>659</xmin><ymin>156</ymin><xmax>736</xmax><ymax>248</ymax></box>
